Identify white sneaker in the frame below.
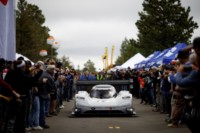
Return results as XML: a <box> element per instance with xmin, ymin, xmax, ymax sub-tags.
<box><xmin>133</xmin><ymin>111</ymin><xmax>137</xmax><ymax>115</ymax></box>
<box><xmin>59</xmin><ymin>105</ymin><xmax>64</xmax><ymax>109</ymax></box>
<box><xmin>25</xmin><ymin>127</ymin><xmax>32</xmax><ymax>131</ymax></box>
<box><xmin>32</xmin><ymin>126</ymin><xmax>43</xmax><ymax>130</ymax></box>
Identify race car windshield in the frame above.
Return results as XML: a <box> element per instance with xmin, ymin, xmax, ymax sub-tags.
<box><xmin>90</xmin><ymin>90</ymin><xmax>112</xmax><ymax>99</ymax></box>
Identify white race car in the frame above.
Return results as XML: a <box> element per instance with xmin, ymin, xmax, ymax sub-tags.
<box><xmin>72</xmin><ymin>80</ymin><xmax>136</xmax><ymax>116</ymax></box>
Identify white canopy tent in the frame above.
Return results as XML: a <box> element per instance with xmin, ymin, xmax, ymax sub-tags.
<box><xmin>16</xmin><ymin>53</ymin><xmax>34</xmax><ymax>65</ymax></box>
<box><xmin>107</xmin><ymin>65</ymin><xmax>125</xmax><ymax>73</ymax></box>
<box><xmin>121</xmin><ymin>53</ymin><xmax>145</xmax><ymax>69</ymax></box>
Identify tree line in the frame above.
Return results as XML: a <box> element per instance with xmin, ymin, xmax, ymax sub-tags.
<box><xmin>16</xmin><ymin>0</ymin><xmax>198</xmax><ymax>71</ymax></box>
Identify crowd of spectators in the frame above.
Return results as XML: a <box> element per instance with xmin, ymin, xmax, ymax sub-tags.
<box><xmin>128</xmin><ymin>37</ymin><xmax>200</xmax><ymax>133</ymax></box>
<box><xmin>0</xmin><ymin>37</ymin><xmax>200</xmax><ymax>133</ymax></box>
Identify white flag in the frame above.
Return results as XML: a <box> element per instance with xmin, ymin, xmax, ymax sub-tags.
<box><xmin>0</xmin><ymin>0</ymin><xmax>16</xmax><ymax>61</ymax></box>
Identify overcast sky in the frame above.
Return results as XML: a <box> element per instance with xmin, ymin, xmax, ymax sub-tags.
<box><xmin>22</xmin><ymin>0</ymin><xmax>200</xmax><ymax>70</ymax></box>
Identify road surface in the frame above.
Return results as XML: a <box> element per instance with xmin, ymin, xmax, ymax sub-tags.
<box><xmin>32</xmin><ymin>98</ymin><xmax>191</xmax><ymax>133</ymax></box>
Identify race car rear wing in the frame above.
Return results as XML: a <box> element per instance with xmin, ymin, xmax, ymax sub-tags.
<box><xmin>75</xmin><ymin>80</ymin><xmax>132</xmax><ymax>92</ymax></box>
<box><xmin>76</xmin><ymin>80</ymin><xmax>131</xmax><ymax>86</ymax></box>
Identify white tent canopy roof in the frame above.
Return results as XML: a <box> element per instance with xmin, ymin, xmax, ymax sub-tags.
<box><xmin>107</xmin><ymin>65</ymin><xmax>125</xmax><ymax>73</ymax></box>
<box><xmin>121</xmin><ymin>53</ymin><xmax>145</xmax><ymax>69</ymax></box>
<box><xmin>16</xmin><ymin>53</ymin><xmax>34</xmax><ymax>65</ymax></box>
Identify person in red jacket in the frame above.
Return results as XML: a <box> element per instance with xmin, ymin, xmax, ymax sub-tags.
<box><xmin>138</xmin><ymin>73</ymin><xmax>147</xmax><ymax>104</ymax></box>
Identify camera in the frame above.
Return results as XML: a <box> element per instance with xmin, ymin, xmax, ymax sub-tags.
<box><xmin>177</xmin><ymin>50</ymin><xmax>190</xmax><ymax>60</ymax></box>
<box><xmin>183</xmin><ymin>63</ymin><xmax>192</xmax><ymax>72</ymax></box>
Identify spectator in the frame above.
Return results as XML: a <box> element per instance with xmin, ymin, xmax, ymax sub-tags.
<box><xmin>38</xmin><ymin>65</ymin><xmax>56</xmax><ymax>129</ymax></box>
<box><xmin>174</xmin><ymin>52</ymin><xmax>199</xmax><ymax>132</ymax></box>
<box><xmin>168</xmin><ymin>50</ymin><xmax>191</xmax><ymax>127</ymax></box>
<box><xmin>28</xmin><ymin>61</ymin><xmax>44</xmax><ymax>130</ymax></box>
<box><xmin>4</xmin><ymin>60</ymin><xmax>29</xmax><ymax>133</ymax></box>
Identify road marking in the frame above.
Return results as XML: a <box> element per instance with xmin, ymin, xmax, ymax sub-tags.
<box><xmin>108</xmin><ymin>126</ymin><xmax>121</xmax><ymax>129</ymax></box>
<box><xmin>115</xmin><ymin>126</ymin><xmax>120</xmax><ymax>129</ymax></box>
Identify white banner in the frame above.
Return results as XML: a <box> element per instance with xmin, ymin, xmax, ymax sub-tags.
<box><xmin>0</xmin><ymin>0</ymin><xmax>16</xmax><ymax>60</ymax></box>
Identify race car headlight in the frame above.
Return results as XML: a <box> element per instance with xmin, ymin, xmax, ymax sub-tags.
<box><xmin>76</xmin><ymin>96</ymin><xmax>85</xmax><ymax>100</ymax></box>
<box><xmin>122</xmin><ymin>96</ymin><xmax>131</xmax><ymax>99</ymax></box>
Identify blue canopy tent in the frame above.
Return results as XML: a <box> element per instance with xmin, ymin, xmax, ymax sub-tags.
<box><xmin>162</xmin><ymin>43</ymin><xmax>187</xmax><ymax>64</ymax></box>
<box><xmin>134</xmin><ymin>51</ymin><xmax>161</xmax><ymax>69</ymax></box>
<box><xmin>146</xmin><ymin>48</ymin><xmax>170</xmax><ymax>68</ymax></box>
<box><xmin>146</xmin><ymin>43</ymin><xmax>187</xmax><ymax>67</ymax></box>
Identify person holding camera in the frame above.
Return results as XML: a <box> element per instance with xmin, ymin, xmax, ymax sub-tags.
<box><xmin>167</xmin><ymin>50</ymin><xmax>191</xmax><ymax>128</ymax></box>
<box><xmin>173</xmin><ymin>37</ymin><xmax>200</xmax><ymax>133</ymax></box>
<box><xmin>27</xmin><ymin>61</ymin><xmax>44</xmax><ymax>130</ymax></box>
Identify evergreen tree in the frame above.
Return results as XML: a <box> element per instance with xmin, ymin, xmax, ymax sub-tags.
<box><xmin>115</xmin><ymin>38</ymin><xmax>142</xmax><ymax>65</ymax></box>
<box><xmin>82</xmin><ymin>59</ymin><xmax>96</xmax><ymax>72</ymax></box>
<box><xmin>16</xmin><ymin>0</ymin><xmax>56</xmax><ymax>62</ymax></box>
<box><xmin>136</xmin><ymin>0</ymin><xmax>198</xmax><ymax>56</ymax></box>
<box><xmin>58</xmin><ymin>55</ymin><xmax>73</xmax><ymax>69</ymax></box>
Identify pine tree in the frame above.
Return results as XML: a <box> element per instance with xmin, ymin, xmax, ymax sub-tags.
<box><xmin>115</xmin><ymin>38</ymin><xmax>141</xmax><ymax>65</ymax></box>
<box><xmin>136</xmin><ymin>0</ymin><xmax>198</xmax><ymax>56</ymax></box>
<box><xmin>16</xmin><ymin>0</ymin><xmax>55</xmax><ymax>62</ymax></box>
<box><xmin>82</xmin><ymin>59</ymin><xmax>96</xmax><ymax>72</ymax></box>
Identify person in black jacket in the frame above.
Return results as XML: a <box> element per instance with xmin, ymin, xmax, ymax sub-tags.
<box><xmin>4</xmin><ymin>60</ymin><xmax>28</xmax><ymax>133</ymax></box>
<box><xmin>38</xmin><ymin>65</ymin><xmax>56</xmax><ymax>129</ymax></box>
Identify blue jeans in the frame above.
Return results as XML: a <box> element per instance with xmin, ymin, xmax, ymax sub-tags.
<box><xmin>58</xmin><ymin>86</ymin><xmax>64</xmax><ymax>105</ymax></box>
<box><xmin>39</xmin><ymin>98</ymin><xmax>49</xmax><ymax>126</ymax></box>
<box><xmin>150</xmin><ymin>89</ymin><xmax>156</xmax><ymax>106</ymax></box>
<box><xmin>67</xmin><ymin>86</ymin><xmax>73</xmax><ymax>100</ymax></box>
<box><xmin>29</xmin><ymin>96</ymin><xmax>40</xmax><ymax>127</ymax></box>
<box><xmin>162</xmin><ymin>91</ymin><xmax>171</xmax><ymax>113</ymax></box>
<box><xmin>45</xmin><ymin>100</ymin><xmax>50</xmax><ymax>115</ymax></box>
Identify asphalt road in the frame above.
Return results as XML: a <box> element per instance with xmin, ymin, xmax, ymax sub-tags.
<box><xmin>31</xmin><ymin>98</ymin><xmax>191</xmax><ymax>133</ymax></box>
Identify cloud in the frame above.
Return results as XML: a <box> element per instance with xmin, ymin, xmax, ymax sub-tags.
<box><xmin>29</xmin><ymin>0</ymin><xmax>142</xmax><ymax>20</ymax></box>
<box><xmin>48</xmin><ymin>18</ymin><xmax>138</xmax><ymax>69</ymax></box>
